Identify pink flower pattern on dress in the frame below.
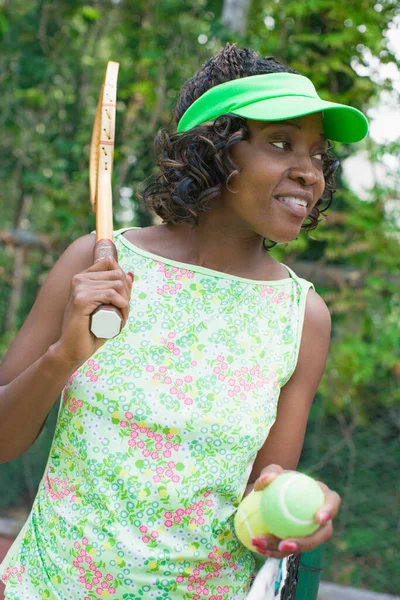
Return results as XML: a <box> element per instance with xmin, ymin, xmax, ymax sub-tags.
<box><xmin>260</xmin><ymin>286</ymin><xmax>290</xmax><ymax>304</ymax></box>
<box><xmin>62</xmin><ymin>369</ymin><xmax>81</xmax><ymax>405</ymax></box>
<box><xmin>1</xmin><ymin>565</ymin><xmax>25</xmax><ymax>584</ymax></box>
<box><xmin>156</xmin><ymin>262</ymin><xmax>194</xmax><ymax>296</ymax></box>
<box><xmin>44</xmin><ymin>470</ymin><xmax>76</xmax><ymax>502</ymax></box>
<box><xmin>84</xmin><ymin>358</ymin><xmax>100</xmax><ymax>383</ymax></box>
<box><xmin>153</xmin><ymin>492</ymin><xmax>214</xmax><ymax>533</ymax></box>
<box><xmin>179</xmin><ymin>545</ymin><xmax>238</xmax><ymax>599</ymax></box>
<box><xmin>72</xmin><ymin>538</ymin><xmax>116</xmax><ymax>598</ymax></box>
<box><xmin>219</xmin><ymin>356</ymin><xmax>279</xmax><ymax>400</ymax></box>
<box><xmin>65</xmin><ymin>396</ymin><xmax>84</xmax><ymax>413</ymax></box>
<box><xmin>149</xmin><ymin>359</ymin><xmax>195</xmax><ymax>405</ymax></box>
<box><xmin>120</xmin><ymin>415</ymin><xmax>182</xmax><ymax>483</ymax></box>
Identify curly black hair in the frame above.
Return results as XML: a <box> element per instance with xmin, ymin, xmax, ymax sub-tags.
<box><xmin>139</xmin><ymin>42</ymin><xmax>339</xmax><ymax>249</ymax></box>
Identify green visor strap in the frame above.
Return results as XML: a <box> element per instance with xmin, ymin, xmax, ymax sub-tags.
<box><xmin>177</xmin><ymin>73</ymin><xmax>368</xmax><ymax>143</ymax></box>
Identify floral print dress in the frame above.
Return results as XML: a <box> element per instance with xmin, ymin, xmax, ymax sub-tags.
<box><xmin>1</xmin><ymin>227</ymin><xmax>314</xmax><ymax>600</ymax></box>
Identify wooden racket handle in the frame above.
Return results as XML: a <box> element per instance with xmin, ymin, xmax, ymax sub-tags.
<box><xmin>90</xmin><ymin>239</ymin><xmax>123</xmax><ymax>339</ymax></box>
<box><xmin>96</xmin><ymin>174</ymin><xmax>113</xmax><ymax>241</ymax></box>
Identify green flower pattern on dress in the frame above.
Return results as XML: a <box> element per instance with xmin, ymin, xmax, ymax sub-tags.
<box><xmin>1</xmin><ymin>228</ymin><xmax>314</xmax><ymax>600</ymax></box>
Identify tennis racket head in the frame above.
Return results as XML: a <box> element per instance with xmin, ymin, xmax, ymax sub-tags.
<box><xmin>89</xmin><ymin>61</ymin><xmax>119</xmax><ymax>215</ymax></box>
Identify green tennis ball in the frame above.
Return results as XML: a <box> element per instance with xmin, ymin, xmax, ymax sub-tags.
<box><xmin>260</xmin><ymin>472</ymin><xmax>325</xmax><ymax>539</ymax></box>
<box><xmin>234</xmin><ymin>492</ymin><xmax>270</xmax><ymax>552</ymax></box>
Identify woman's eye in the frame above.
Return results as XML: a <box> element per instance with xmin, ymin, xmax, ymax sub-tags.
<box><xmin>312</xmin><ymin>152</ymin><xmax>325</xmax><ymax>161</ymax></box>
<box><xmin>271</xmin><ymin>141</ymin><xmax>290</xmax><ymax>150</ymax></box>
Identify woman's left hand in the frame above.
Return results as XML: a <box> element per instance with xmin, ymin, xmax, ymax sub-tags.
<box><xmin>250</xmin><ymin>464</ymin><xmax>341</xmax><ymax>559</ymax></box>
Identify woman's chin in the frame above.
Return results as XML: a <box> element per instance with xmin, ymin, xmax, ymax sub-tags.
<box><xmin>263</xmin><ymin>229</ymin><xmax>302</xmax><ymax>245</ymax></box>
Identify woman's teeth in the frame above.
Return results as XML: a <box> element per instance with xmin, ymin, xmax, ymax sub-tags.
<box><xmin>278</xmin><ymin>197</ymin><xmax>308</xmax><ymax>207</ymax></box>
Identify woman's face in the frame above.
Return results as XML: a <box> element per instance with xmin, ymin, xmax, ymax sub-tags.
<box><xmin>218</xmin><ymin>112</ymin><xmax>328</xmax><ymax>243</ymax></box>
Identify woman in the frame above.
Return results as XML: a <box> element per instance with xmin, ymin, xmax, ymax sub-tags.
<box><xmin>0</xmin><ymin>43</ymin><xmax>368</xmax><ymax>599</ymax></box>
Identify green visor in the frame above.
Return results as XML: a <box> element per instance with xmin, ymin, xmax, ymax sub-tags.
<box><xmin>177</xmin><ymin>73</ymin><xmax>368</xmax><ymax>143</ymax></box>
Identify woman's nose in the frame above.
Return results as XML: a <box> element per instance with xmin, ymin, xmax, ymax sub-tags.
<box><xmin>288</xmin><ymin>157</ymin><xmax>321</xmax><ymax>186</ymax></box>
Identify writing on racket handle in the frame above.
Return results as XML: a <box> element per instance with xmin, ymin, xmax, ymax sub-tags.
<box><xmin>90</xmin><ymin>239</ymin><xmax>123</xmax><ymax>339</ymax></box>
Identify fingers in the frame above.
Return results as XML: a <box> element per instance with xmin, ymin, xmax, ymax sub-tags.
<box><xmin>251</xmin><ymin>534</ymin><xmax>290</xmax><ymax>559</ymax></box>
<box><xmin>72</xmin><ymin>259</ymin><xmax>134</xmax><ymax>328</ymax></box>
<box><xmin>253</xmin><ymin>533</ymin><xmax>297</xmax><ymax>559</ymax></box>
<box><xmin>314</xmin><ymin>482</ymin><xmax>341</xmax><ymax>524</ymax></box>
<box><xmin>91</xmin><ymin>254</ymin><xmax>119</xmax><ymax>270</ymax></box>
<box><xmin>86</xmin><ymin>268</ymin><xmax>134</xmax><ymax>310</ymax></box>
<box><xmin>80</xmin><ymin>258</ymin><xmax>134</xmax><ymax>292</ymax></box>
<box><xmin>89</xmin><ymin>259</ymin><xmax>134</xmax><ymax>306</ymax></box>
<box><xmin>74</xmin><ymin>288</ymin><xmax>129</xmax><ymax>313</ymax></box>
<box><xmin>277</xmin><ymin>519</ymin><xmax>333</xmax><ymax>556</ymax></box>
<box><xmin>251</xmin><ymin>519</ymin><xmax>333</xmax><ymax>559</ymax></box>
<box><xmin>253</xmin><ymin>464</ymin><xmax>285</xmax><ymax>491</ymax></box>
<box><xmin>77</xmin><ymin>274</ymin><xmax>131</xmax><ymax>297</ymax></box>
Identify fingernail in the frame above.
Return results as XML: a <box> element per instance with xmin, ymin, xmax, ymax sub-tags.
<box><xmin>127</xmin><ymin>271</ymin><xmax>134</xmax><ymax>282</ymax></box>
<box><xmin>251</xmin><ymin>537</ymin><xmax>268</xmax><ymax>549</ymax></box>
<box><xmin>254</xmin><ymin>548</ymin><xmax>271</xmax><ymax>556</ymax></box>
<box><xmin>278</xmin><ymin>542</ymin><xmax>298</xmax><ymax>553</ymax></box>
<box><xmin>260</xmin><ymin>473</ymin><xmax>275</xmax><ymax>485</ymax></box>
<box><xmin>318</xmin><ymin>511</ymin><xmax>331</xmax><ymax>524</ymax></box>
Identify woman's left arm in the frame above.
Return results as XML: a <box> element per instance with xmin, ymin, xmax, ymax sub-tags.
<box><xmin>245</xmin><ymin>288</ymin><xmax>341</xmax><ymax>558</ymax></box>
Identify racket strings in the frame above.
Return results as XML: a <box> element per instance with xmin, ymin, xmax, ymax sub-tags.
<box><xmin>278</xmin><ymin>554</ymin><xmax>301</xmax><ymax>599</ymax></box>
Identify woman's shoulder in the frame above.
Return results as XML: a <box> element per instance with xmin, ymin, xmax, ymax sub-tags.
<box><xmin>304</xmin><ymin>287</ymin><xmax>331</xmax><ymax>332</ymax></box>
<box><xmin>118</xmin><ymin>225</ymin><xmax>169</xmax><ymax>255</ymax></box>
<box><xmin>121</xmin><ymin>224</ymin><xmax>180</xmax><ymax>258</ymax></box>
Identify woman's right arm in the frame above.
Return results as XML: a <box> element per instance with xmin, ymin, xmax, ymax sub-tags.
<box><xmin>0</xmin><ymin>234</ymin><xmax>133</xmax><ymax>464</ymax></box>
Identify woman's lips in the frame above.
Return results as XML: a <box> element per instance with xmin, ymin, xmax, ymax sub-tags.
<box><xmin>274</xmin><ymin>197</ymin><xmax>308</xmax><ymax>217</ymax></box>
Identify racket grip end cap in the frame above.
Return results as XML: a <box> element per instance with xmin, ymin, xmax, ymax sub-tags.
<box><xmin>90</xmin><ymin>307</ymin><xmax>122</xmax><ymax>339</ymax></box>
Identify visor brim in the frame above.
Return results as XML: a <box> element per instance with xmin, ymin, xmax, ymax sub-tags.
<box><xmin>232</xmin><ymin>96</ymin><xmax>368</xmax><ymax>143</ymax></box>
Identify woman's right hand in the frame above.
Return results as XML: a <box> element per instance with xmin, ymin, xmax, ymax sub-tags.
<box><xmin>52</xmin><ymin>255</ymin><xmax>134</xmax><ymax>368</ymax></box>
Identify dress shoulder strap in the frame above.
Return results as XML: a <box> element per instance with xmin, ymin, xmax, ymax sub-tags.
<box><xmin>280</xmin><ymin>262</ymin><xmax>315</xmax><ymax>291</ymax></box>
<box><xmin>113</xmin><ymin>226</ymin><xmax>141</xmax><ymax>238</ymax></box>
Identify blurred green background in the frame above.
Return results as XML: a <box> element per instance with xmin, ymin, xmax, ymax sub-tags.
<box><xmin>0</xmin><ymin>0</ymin><xmax>399</xmax><ymax>595</ymax></box>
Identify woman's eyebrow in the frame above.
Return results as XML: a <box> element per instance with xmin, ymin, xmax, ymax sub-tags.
<box><xmin>262</xmin><ymin>120</ymin><xmax>301</xmax><ymax>130</ymax></box>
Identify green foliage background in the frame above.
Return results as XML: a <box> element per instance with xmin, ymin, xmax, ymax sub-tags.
<box><xmin>0</xmin><ymin>0</ymin><xmax>399</xmax><ymax>594</ymax></box>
